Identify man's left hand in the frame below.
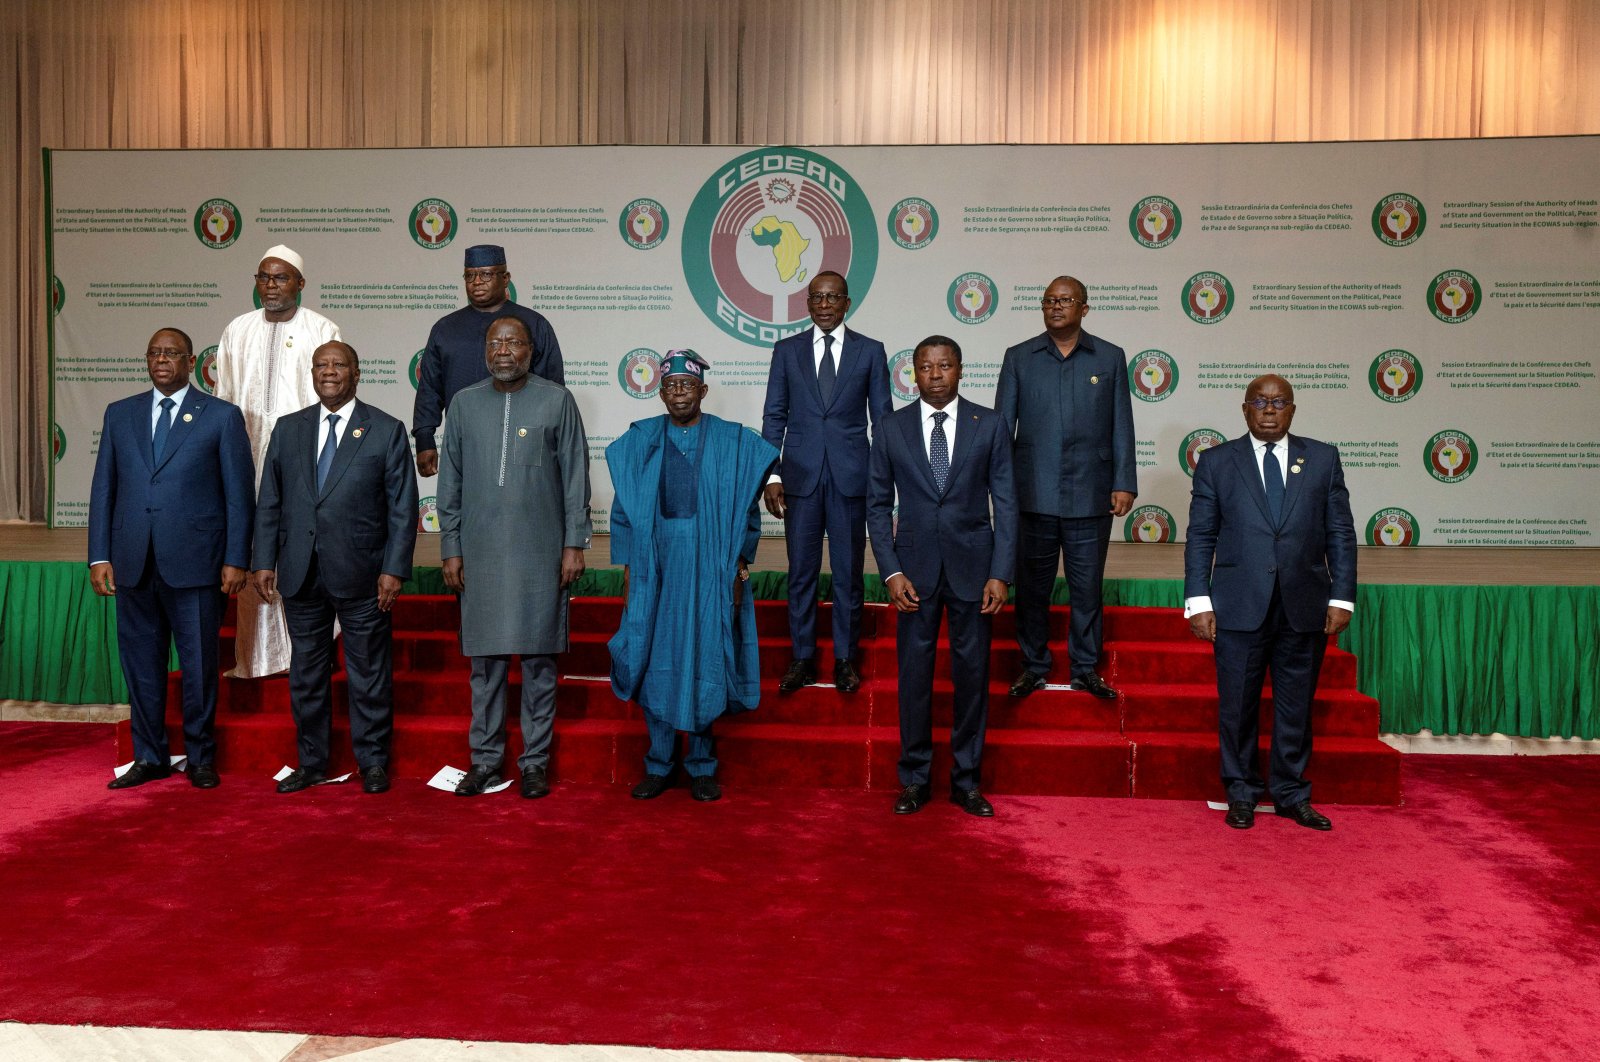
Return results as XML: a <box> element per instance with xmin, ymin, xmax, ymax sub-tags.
<box><xmin>1325</xmin><ymin>606</ymin><xmax>1352</xmax><ymax>636</ymax></box>
<box><xmin>221</xmin><ymin>565</ymin><xmax>248</xmax><ymax>595</ymax></box>
<box><xmin>377</xmin><ymin>574</ymin><xmax>404</xmax><ymax>612</ymax></box>
<box><xmin>980</xmin><ymin>579</ymin><xmax>1009</xmax><ymax>615</ymax></box>
<box><xmin>1109</xmin><ymin>491</ymin><xmax>1136</xmax><ymax>518</ymax></box>
<box><xmin>560</xmin><ymin>547</ymin><xmax>586</xmax><ymax>589</ymax></box>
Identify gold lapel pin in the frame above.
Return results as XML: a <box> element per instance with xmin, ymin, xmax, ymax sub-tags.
<box><xmin>182</xmin><ymin>413</ymin><xmax>193</xmax><ymax>422</ymax></box>
<box><xmin>1090</xmin><ymin>375</ymin><xmax>1099</xmax><ymax>384</ymax></box>
<box><xmin>1290</xmin><ymin>465</ymin><xmax>1302</xmax><ymax>474</ymax></box>
<box><xmin>352</xmin><ymin>428</ymin><xmax>364</xmax><ymax>438</ymax></box>
<box><xmin>518</xmin><ymin>427</ymin><xmax>528</xmax><ymax>437</ymax></box>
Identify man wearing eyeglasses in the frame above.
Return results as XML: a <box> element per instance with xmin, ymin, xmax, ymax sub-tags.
<box><xmin>760</xmin><ymin>271</ymin><xmax>892</xmax><ymax>696</ymax></box>
<box><xmin>1184</xmin><ymin>375</ymin><xmax>1355</xmax><ymax>832</ymax></box>
<box><xmin>412</xmin><ymin>244</ymin><xmax>563</xmax><ymax>480</ymax></box>
<box><xmin>996</xmin><ymin>276</ymin><xmax>1137</xmax><ymax>703</ymax></box>
<box><xmin>215</xmin><ymin>245</ymin><xmax>342</xmax><ymax>678</ymax></box>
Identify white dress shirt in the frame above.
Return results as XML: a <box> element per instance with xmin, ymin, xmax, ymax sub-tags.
<box><xmin>885</xmin><ymin>397</ymin><xmax>962</xmax><ymax>582</ymax></box>
<box><xmin>317</xmin><ymin>397</ymin><xmax>357</xmax><ymax>453</ymax></box>
<box><xmin>150</xmin><ymin>384</ymin><xmax>191</xmax><ymax>435</ymax></box>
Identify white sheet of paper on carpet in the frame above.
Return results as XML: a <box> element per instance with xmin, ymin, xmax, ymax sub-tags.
<box><xmin>112</xmin><ymin>754</ymin><xmax>187</xmax><ymax>778</ymax></box>
<box><xmin>428</xmin><ymin>765</ymin><xmax>513</xmax><ymax>794</ymax></box>
<box><xmin>272</xmin><ymin>766</ymin><xmax>353</xmax><ymax>784</ymax></box>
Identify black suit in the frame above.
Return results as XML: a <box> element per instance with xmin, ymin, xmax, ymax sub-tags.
<box><xmin>867</xmin><ymin>397</ymin><xmax>1017</xmax><ymax>790</ymax></box>
<box><xmin>253</xmin><ymin>398</ymin><xmax>418</xmax><ymax>774</ymax></box>
<box><xmin>1184</xmin><ymin>433</ymin><xmax>1357</xmax><ymax>806</ymax></box>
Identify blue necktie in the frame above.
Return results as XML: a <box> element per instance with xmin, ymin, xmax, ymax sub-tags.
<box><xmin>1263</xmin><ymin>441</ymin><xmax>1284</xmax><ymax>524</ymax></box>
<box><xmin>930</xmin><ymin>410</ymin><xmax>950</xmax><ymax>493</ymax></box>
<box><xmin>818</xmin><ymin>332</ymin><xmax>836</xmax><ymax>407</ymax></box>
<box><xmin>317</xmin><ymin>413</ymin><xmax>340</xmax><ymax>492</ymax></box>
<box><xmin>152</xmin><ymin>397</ymin><xmax>174</xmax><ymax>463</ymax></box>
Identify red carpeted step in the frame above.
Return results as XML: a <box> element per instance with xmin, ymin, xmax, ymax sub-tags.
<box><xmin>865</xmin><ymin>726</ymin><xmax>1133</xmax><ymax>796</ymax></box>
<box><xmin>1119</xmin><ymin>682</ymin><xmax>1380</xmax><ymax>737</ymax></box>
<box><xmin>1127</xmin><ymin>731</ymin><xmax>1402</xmax><ymax>804</ymax></box>
<box><xmin>1104</xmin><ymin>639</ymin><xmax>1357</xmax><ymax>687</ymax></box>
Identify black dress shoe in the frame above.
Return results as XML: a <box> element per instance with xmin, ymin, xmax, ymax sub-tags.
<box><xmin>893</xmin><ymin>783</ymin><xmax>932</xmax><ymax>815</ymax></box>
<box><xmin>361</xmin><ymin>765</ymin><xmax>390</xmax><ymax>794</ymax></box>
<box><xmin>1275</xmin><ymin>802</ymin><xmax>1333</xmax><ymax>831</ymax></box>
<box><xmin>778</xmin><ymin>658</ymin><xmax>817</xmax><ymax>693</ymax></box>
<box><xmin>277</xmin><ymin>768</ymin><xmax>326</xmax><ymax>794</ymax></box>
<box><xmin>108</xmin><ymin>761</ymin><xmax>172</xmax><ymax>790</ymax></box>
<box><xmin>188</xmin><ymin>764</ymin><xmax>220</xmax><ymax>789</ymax></box>
<box><xmin>1070</xmin><ymin>672</ymin><xmax>1119</xmax><ymax>700</ymax></box>
<box><xmin>690</xmin><ymin>775</ymin><xmax>721</xmax><ymax>802</ymax></box>
<box><xmin>1009</xmin><ymin>670</ymin><xmax>1047</xmax><ymax>698</ymax></box>
<box><xmin>632</xmin><ymin>774</ymin><xmax>672</xmax><ymax>800</ymax></box>
<box><xmin>832</xmin><ymin>659</ymin><xmax>862</xmax><ymax>693</ymax></box>
<box><xmin>1224</xmin><ymin>801</ymin><xmax>1256</xmax><ymax>829</ymax></box>
<box><xmin>950</xmin><ymin>785</ymin><xmax>995</xmax><ymax>818</ymax></box>
<box><xmin>454</xmin><ymin>765</ymin><xmax>502</xmax><ymax>796</ymax></box>
<box><xmin>520</xmin><ymin>766</ymin><xmax>549</xmax><ymax>799</ymax></box>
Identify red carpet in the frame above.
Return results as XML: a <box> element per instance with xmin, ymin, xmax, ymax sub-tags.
<box><xmin>4</xmin><ymin>722</ymin><xmax>1598</xmax><ymax>1060</ymax></box>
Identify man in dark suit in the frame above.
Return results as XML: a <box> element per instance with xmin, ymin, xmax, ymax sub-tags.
<box><xmin>762</xmin><ymin>270</ymin><xmax>892</xmax><ymax>694</ymax></box>
<box><xmin>251</xmin><ymin>341</ymin><xmax>418</xmax><ymax>795</ymax></box>
<box><xmin>996</xmin><ymin>276</ymin><xmax>1137</xmax><ymax>701</ymax></box>
<box><xmin>867</xmin><ymin>336</ymin><xmax>1016</xmax><ymax>818</ymax></box>
<box><xmin>89</xmin><ymin>327</ymin><xmax>255</xmax><ymax>790</ymax></box>
<box><xmin>1184</xmin><ymin>374</ymin><xmax>1356</xmax><ymax>831</ymax></box>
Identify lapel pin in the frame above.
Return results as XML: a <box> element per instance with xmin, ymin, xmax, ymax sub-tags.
<box><xmin>518</xmin><ymin>427</ymin><xmax>528</xmax><ymax>437</ymax></box>
<box><xmin>182</xmin><ymin>413</ymin><xmax>193</xmax><ymax>422</ymax></box>
<box><xmin>352</xmin><ymin>428</ymin><xmax>363</xmax><ymax>438</ymax></box>
<box><xmin>285</xmin><ymin>338</ymin><xmax>293</xmax><ymax>348</ymax></box>
<box><xmin>1090</xmin><ymin>375</ymin><xmax>1099</xmax><ymax>384</ymax></box>
<box><xmin>1290</xmin><ymin>465</ymin><xmax>1302</xmax><ymax>474</ymax></box>
<box><xmin>1296</xmin><ymin>456</ymin><xmax>1305</xmax><ymax>464</ymax></box>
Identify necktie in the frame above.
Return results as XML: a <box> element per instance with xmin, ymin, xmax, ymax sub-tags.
<box><xmin>818</xmin><ymin>332</ymin><xmax>836</xmax><ymax>407</ymax></box>
<box><xmin>317</xmin><ymin>413</ymin><xmax>340</xmax><ymax>492</ymax></box>
<box><xmin>152</xmin><ymin>397</ymin><xmax>174</xmax><ymax>463</ymax></box>
<box><xmin>930</xmin><ymin>410</ymin><xmax>950</xmax><ymax>494</ymax></box>
<box><xmin>1263</xmin><ymin>441</ymin><xmax>1284</xmax><ymax>524</ymax></box>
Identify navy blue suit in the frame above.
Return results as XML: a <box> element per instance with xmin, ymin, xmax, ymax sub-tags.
<box><xmin>253</xmin><ymin>399</ymin><xmax>419</xmax><ymax>774</ymax></box>
<box><xmin>762</xmin><ymin>325</ymin><xmax>892</xmax><ymax>664</ymax></box>
<box><xmin>867</xmin><ymin>398</ymin><xmax>1017</xmax><ymax>790</ymax></box>
<box><xmin>1184</xmin><ymin>433</ymin><xmax>1357</xmax><ymax>805</ymax></box>
<box><xmin>996</xmin><ymin>330</ymin><xmax>1137</xmax><ymax>681</ymax></box>
<box><xmin>89</xmin><ymin>389</ymin><xmax>255</xmax><ymax>767</ymax></box>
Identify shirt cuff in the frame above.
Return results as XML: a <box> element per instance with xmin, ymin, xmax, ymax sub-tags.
<box><xmin>89</xmin><ymin>560</ymin><xmax>108</xmax><ymax>567</ymax></box>
<box><xmin>885</xmin><ymin>571</ymin><xmax>904</xmax><ymax>582</ymax></box>
<box><xmin>1183</xmin><ymin>596</ymin><xmax>1213</xmax><ymax>618</ymax></box>
<box><xmin>1329</xmin><ymin>599</ymin><xmax>1355</xmax><ymax>613</ymax></box>
<box><xmin>765</xmin><ymin>473</ymin><xmax>781</xmax><ymax>486</ymax></box>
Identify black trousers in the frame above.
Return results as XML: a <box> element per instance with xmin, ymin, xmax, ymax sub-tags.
<box><xmin>117</xmin><ymin>550</ymin><xmax>224</xmax><ymax>767</ymax></box>
<box><xmin>1014</xmin><ymin>512</ymin><xmax>1112</xmax><ymax>679</ymax></box>
<box><xmin>896</xmin><ymin>570</ymin><xmax>992</xmax><ymax>791</ymax></box>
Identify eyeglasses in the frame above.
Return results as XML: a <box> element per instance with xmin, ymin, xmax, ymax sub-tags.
<box><xmin>1246</xmin><ymin>397</ymin><xmax>1291</xmax><ymax>411</ymax></box>
<box><xmin>463</xmin><ymin>270</ymin><xmax>507</xmax><ymax>283</ymax></box>
<box><xmin>145</xmin><ymin>350</ymin><xmax>189</xmax><ymax>362</ymax></box>
<box><xmin>1042</xmin><ymin>296</ymin><xmax>1085</xmax><ymax>308</ymax></box>
<box><xmin>807</xmin><ymin>292</ymin><xmax>847</xmax><ymax>305</ymax></box>
<box><xmin>487</xmin><ymin>338</ymin><xmax>530</xmax><ymax>351</ymax></box>
<box><xmin>253</xmin><ymin>272</ymin><xmax>296</xmax><ymax>287</ymax></box>
<box><xmin>661</xmin><ymin>380</ymin><xmax>701</xmax><ymax>394</ymax></box>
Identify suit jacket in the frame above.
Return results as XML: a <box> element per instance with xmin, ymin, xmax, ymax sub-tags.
<box><xmin>866</xmin><ymin>397</ymin><xmax>1018</xmax><ymax>602</ymax></box>
<box><xmin>88</xmin><ymin>389</ymin><xmax>255</xmax><ymax>588</ymax></box>
<box><xmin>995</xmin><ymin>330</ymin><xmax>1137</xmax><ymax>518</ymax></box>
<box><xmin>252</xmin><ymin>398</ymin><xmax>419</xmax><ymax>600</ymax></box>
<box><xmin>1183</xmin><ymin>433</ymin><xmax>1357</xmax><ymax>633</ymax></box>
<box><xmin>761</xmin><ymin>325</ymin><xmax>892</xmax><ymax>498</ymax></box>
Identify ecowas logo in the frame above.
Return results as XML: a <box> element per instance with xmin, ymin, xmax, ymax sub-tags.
<box><xmin>409</xmin><ymin>198</ymin><xmax>458</xmax><ymax>249</ymax></box>
<box><xmin>50</xmin><ymin>275</ymin><xmax>65</xmax><ymax>317</ymax></box>
<box><xmin>1429</xmin><ymin>269</ymin><xmax>1480</xmax><ymax>323</ymax></box>
<box><xmin>888</xmin><ymin>349</ymin><xmax>919</xmax><ymax>402</ymax></box>
<box><xmin>887</xmin><ymin>197</ymin><xmax>939</xmax><ymax>250</ymax></box>
<box><xmin>947</xmin><ymin>272</ymin><xmax>998</xmax><ymax>325</ymax></box>
<box><xmin>1128</xmin><ymin>350</ymin><xmax>1179</xmax><ymax>402</ymax></box>
<box><xmin>408</xmin><ymin>350</ymin><xmax>425</xmax><ymax>389</ymax></box>
<box><xmin>619</xmin><ymin>198</ymin><xmax>670</xmax><ymax>250</ymax></box>
<box><xmin>1366</xmin><ymin>507</ymin><xmax>1420</xmax><ymax>546</ymax></box>
<box><xmin>1372</xmin><ymin>193</ymin><xmax>1426</xmax><ymax>247</ymax></box>
<box><xmin>1129</xmin><ymin>196</ymin><xmax>1182</xmax><ymax>249</ymax></box>
<box><xmin>1179</xmin><ymin>428</ymin><xmax>1228</xmax><ymax>477</ymax></box>
<box><xmin>682</xmin><ymin>148</ymin><xmax>878</xmax><ymax>346</ymax></box>
<box><xmin>1182</xmin><ymin>271</ymin><xmax>1234</xmax><ymax>324</ymax></box>
<box><xmin>617</xmin><ymin>348</ymin><xmax>664</xmax><ymax>399</ymax></box>
<box><xmin>417</xmin><ymin>496</ymin><xmax>440</xmax><ymax>533</ymax></box>
<box><xmin>53</xmin><ymin>423</ymin><xmax>66</xmax><ymax>464</ymax></box>
<box><xmin>1124</xmin><ymin>505</ymin><xmax>1177</xmax><ymax>543</ymax></box>
<box><xmin>1368</xmin><ymin>350</ymin><xmax>1422</xmax><ymax>402</ymax></box>
<box><xmin>194</xmin><ymin>198</ymin><xmax>242</xmax><ymax>250</ymax></box>
<box><xmin>1425</xmin><ymin>429</ymin><xmax>1478</xmax><ymax>482</ymax></box>
<box><xmin>194</xmin><ymin>346</ymin><xmax>219</xmax><ymax>395</ymax></box>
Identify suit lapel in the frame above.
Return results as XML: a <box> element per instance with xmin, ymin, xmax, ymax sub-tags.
<box><xmin>943</xmin><ymin>398</ymin><xmax>977</xmax><ymax>492</ymax></box>
<box><xmin>1278</xmin><ymin>435</ymin><xmax>1309</xmax><ymax>525</ymax></box>
<box><xmin>153</xmin><ymin>393</ymin><xmax>206</xmax><ymax>473</ymax></box>
<box><xmin>318</xmin><ymin>400</ymin><xmax>371</xmax><ymax>500</ymax></box>
<box><xmin>826</xmin><ymin>328</ymin><xmax>857</xmax><ymax>413</ymax></box>
<box><xmin>898</xmin><ymin>404</ymin><xmax>939</xmax><ymax>497</ymax></box>
<box><xmin>799</xmin><ymin>327</ymin><xmax>825</xmax><ymax>411</ymax></box>
<box><xmin>1231</xmin><ymin>436</ymin><xmax>1274</xmax><ymax>525</ymax></box>
<box><xmin>136</xmin><ymin>397</ymin><xmax>155</xmax><ymax>472</ymax></box>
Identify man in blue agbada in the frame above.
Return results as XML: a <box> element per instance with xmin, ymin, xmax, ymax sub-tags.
<box><xmin>606</xmin><ymin>350</ymin><xmax>778</xmax><ymax>803</ymax></box>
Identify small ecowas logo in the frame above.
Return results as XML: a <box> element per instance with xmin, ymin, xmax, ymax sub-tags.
<box><xmin>1183</xmin><ymin>271</ymin><xmax>1234</xmax><ymax>324</ymax></box>
<box><xmin>194</xmin><ymin>198</ymin><xmax>242</xmax><ymax>250</ymax></box>
<box><xmin>619</xmin><ymin>198</ymin><xmax>670</xmax><ymax>250</ymax></box>
<box><xmin>409</xmin><ymin>350</ymin><xmax>425</xmax><ymax>390</ymax></box>
<box><xmin>617</xmin><ymin>348</ymin><xmax>664</xmax><ymax>399</ymax></box>
<box><xmin>1372</xmin><ymin>193</ymin><xmax>1426</xmax><ymax>247</ymax></box>
<box><xmin>194</xmin><ymin>346</ymin><xmax>219</xmax><ymax>395</ymax></box>
<box><xmin>947</xmin><ymin>272</ymin><xmax>998</xmax><ymax>325</ymax></box>
<box><xmin>888</xmin><ymin>349</ymin><xmax>919</xmax><ymax>403</ymax></box>
<box><xmin>50</xmin><ymin>275</ymin><xmax>65</xmax><ymax>317</ymax></box>
<box><xmin>1429</xmin><ymin>269</ymin><xmax>1479</xmax><ymax>323</ymax></box>
<box><xmin>1124</xmin><ymin>505</ymin><xmax>1177</xmax><ymax>543</ymax></box>
<box><xmin>1368</xmin><ymin>350</ymin><xmax>1422</xmax><ymax>403</ymax></box>
<box><xmin>1180</xmin><ymin>428</ymin><xmax>1229</xmax><ymax>477</ymax></box>
<box><xmin>1366</xmin><ymin>507</ymin><xmax>1420</xmax><ymax>546</ymax></box>
<box><xmin>409</xmin><ymin>198</ymin><xmax>458</xmax><ymax>249</ymax></box>
<box><xmin>1129</xmin><ymin>196</ymin><xmax>1182</xmax><ymax>249</ymax></box>
<box><xmin>887</xmin><ymin>197</ymin><xmax>939</xmax><ymax>250</ymax></box>
<box><xmin>1425</xmin><ymin>429</ymin><xmax>1478</xmax><ymax>482</ymax></box>
<box><xmin>417</xmin><ymin>496</ymin><xmax>440</xmax><ymax>533</ymax></box>
<box><xmin>682</xmin><ymin>147</ymin><xmax>878</xmax><ymax>346</ymax></box>
<box><xmin>53</xmin><ymin>423</ymin><xmax>66</xmax><ymax>464</ymax></box>
<box><xmin>1128</xmin><ymin>350</ymin><xmax>1179</xmax><ymax>402</ymax></box>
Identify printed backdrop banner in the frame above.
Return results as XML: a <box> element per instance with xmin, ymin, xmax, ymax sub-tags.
<box><xmin>48</xmin><ymin>140</ymin><xmax>1600</xmax><ymax>548</ymax></box>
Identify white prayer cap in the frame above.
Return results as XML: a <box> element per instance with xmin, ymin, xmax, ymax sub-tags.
<box><xmin>260</xmin><ymin>244</ymin><xmax>305</xmax><ymax>275</ymax></box>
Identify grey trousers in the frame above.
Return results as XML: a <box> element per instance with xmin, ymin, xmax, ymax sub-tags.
<box><xmin>469</xmin><ymin>654</ymin><xmax>557</xmax><ymax>773</ymax></box>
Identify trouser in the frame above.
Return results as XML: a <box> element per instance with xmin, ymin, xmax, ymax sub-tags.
<box><xmin>784</xmin><ymin>460</ymin><xmax>866</xmax><ymax>663</ymax></box>
<box><xmin>895</xmin><ymin>570</ymin><xmax>992</xmax><ymax>791</ymax></box>
<box><xmin>468</xmin><ymin>653</ymin><xmax>558</xmax><ymax>773</ymax></box>
<box><xmin>643</xmin><ymin>712</ymin><xmax>717</xmax><ymax>778</ymax></box>
<box><xmin>1015</xmin><ymin>512</ymin><xmax>1113</xmax><ymax>679</ymax></box>
<box><xmin>117</xmin><ymin>557</ymin><xmax>224</xmax><ymax>767</ymax></box>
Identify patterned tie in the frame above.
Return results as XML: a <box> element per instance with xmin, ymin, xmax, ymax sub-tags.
<box><xmin>930</xmin><ymin>410</ymin><xmax>950</xmax><ymax>494</ymax></box>
<box><xmin>1263</xmin><ymin>440</ymin><xmax>1284</xmax><ymax>525</ymax></box>
<box><xmin>152</xmin><ymin>397</ymin><xmax>174</xmax><ymax>463</ymax></box>
<box><xmin>818</xmin><ymin>332</ymin><xmax>836</xmax><ymax>407</ymax></box>
<box><xmin>317</xmin><ymin>413</ymin><xmax>340</xmax><ymax>492</ymax></box>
